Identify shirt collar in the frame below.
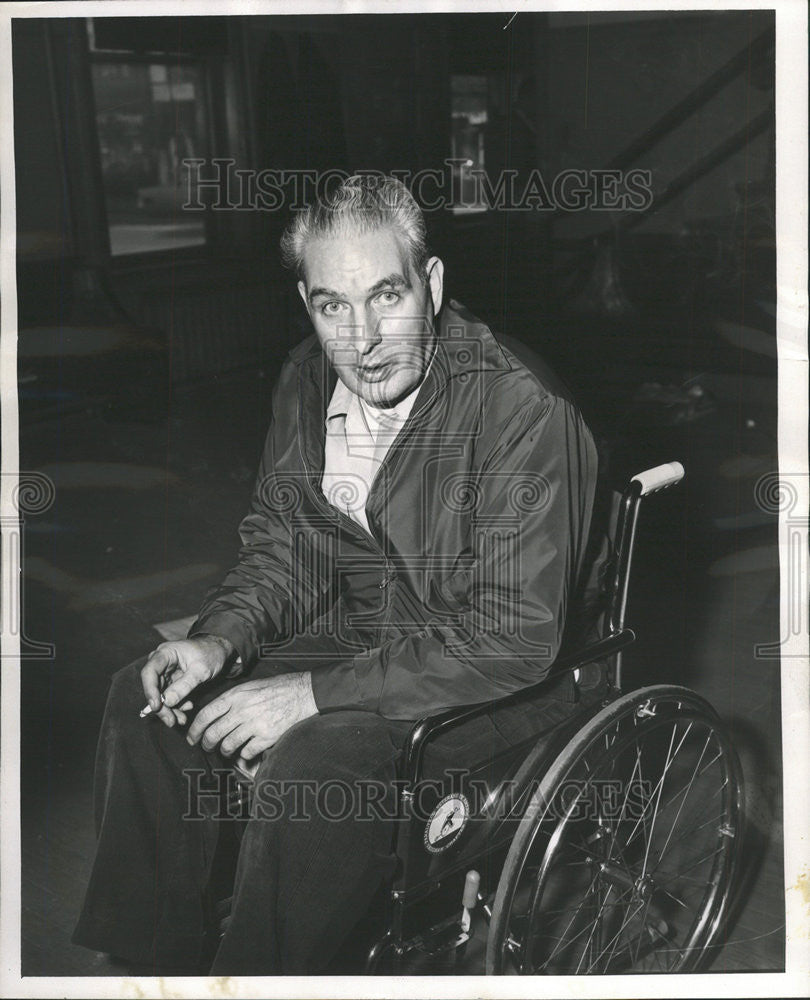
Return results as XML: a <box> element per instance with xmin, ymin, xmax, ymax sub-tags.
<box><xmin>325</xmin><ymin>376</ymin><xmax>356</xmax><ymax>421</ymax></box>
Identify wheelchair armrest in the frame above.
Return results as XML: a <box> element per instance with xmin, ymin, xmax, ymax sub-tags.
<box><xmin>401</xmin><ymin>628</ymin><xmax>635</xmax><ymax>786</ymax></box>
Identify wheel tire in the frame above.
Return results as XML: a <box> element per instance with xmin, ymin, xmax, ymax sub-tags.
<box><xmin>486</xmin><ymin>685</ymin><xmax>745</xmax><ymax>974</ymax></box>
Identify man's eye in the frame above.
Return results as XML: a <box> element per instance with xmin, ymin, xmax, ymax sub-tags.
<box><xmin>322</xmin><ymin>301</ymin><xmax>346</xmax><ymax>316</ymax></box>
<box><xmin>375</xmin><ymin>291</ymin><xmax>400</xmax><ymax>306</ymax></box>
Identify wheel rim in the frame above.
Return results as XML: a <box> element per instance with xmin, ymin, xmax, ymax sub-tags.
<box><xmin>490</xmin><ymin>690</ymin><xmax>743</xmax><ymax>974</ymax></box>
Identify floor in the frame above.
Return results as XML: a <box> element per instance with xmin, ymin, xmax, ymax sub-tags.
<box><xmin>17</xmin><ymin>331</ymin><xmax>784</xmax><ymax>977</ymax></box>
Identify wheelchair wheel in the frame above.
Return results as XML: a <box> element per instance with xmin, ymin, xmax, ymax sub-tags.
<box><xmin>486</xmin><ymin>684</ymin><xmax>744</xmax><ymax>974</ymax></box>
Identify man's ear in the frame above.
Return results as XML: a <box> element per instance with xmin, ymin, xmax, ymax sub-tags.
<box><xmin>297</xmin><ymin>280</ymin><xmax>310</xmax><ymax>314</ymax></box>
<box><xmin>425</xmin><ymin>257</ymin><xmax>444</xmax><ymax>316</ymax></box>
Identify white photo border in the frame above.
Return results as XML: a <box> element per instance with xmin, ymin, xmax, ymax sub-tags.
<box><xmin>1</xmin><ymin>1</ymin><xmax>807</xmax><ymax>997</ymax></box>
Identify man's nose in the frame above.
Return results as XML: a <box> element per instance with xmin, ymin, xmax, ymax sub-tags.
<box><xmin>354</xmin><ymin>309</ymin><xmax>382</xmax><ymax>356</ymax></box>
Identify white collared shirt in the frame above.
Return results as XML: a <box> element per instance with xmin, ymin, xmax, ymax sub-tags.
<box><xmin>321</xmin><ymin>376</ymin><xmax>422</xmax><ymax>534</ymax></box>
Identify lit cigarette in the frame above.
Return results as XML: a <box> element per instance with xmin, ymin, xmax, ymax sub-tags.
<box><xmin>139</xmin><ymin>665</ymin><xmax>176</xmax><ymax>717</ymax></box>
<box><xmin>140</xmin><ymin>696</ymin><xmax>192</xmax><ymax>718</ymax></box>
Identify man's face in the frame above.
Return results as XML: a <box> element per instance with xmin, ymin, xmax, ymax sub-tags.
<box><xmin>298</xmin><ymin>226</ymin><xmax>444</xmax><ymax>408</ymax></box>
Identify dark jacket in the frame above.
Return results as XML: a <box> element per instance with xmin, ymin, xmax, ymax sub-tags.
<box><xmin>190</xmin><ymin>300</ymin><xmax>599</xmax><ymax>721</ymax></box>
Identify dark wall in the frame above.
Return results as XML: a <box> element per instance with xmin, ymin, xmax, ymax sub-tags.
<box><xmin>13</xmin><ymin>11</ymin><xmax>775</xmax><ymax>396</ymax></box>
<box><xmin>13</xmin><ymin>20</ymin><xmax>74</xmax><ymax>327</ymax></box>
<box><xmin>546</xmin><ymin>11</ymin><xmax>773</xmax><ymax>239</ymax></box>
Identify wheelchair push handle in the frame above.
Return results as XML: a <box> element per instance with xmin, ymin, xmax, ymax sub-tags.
<box><xmin>631</xmin><ymin>461</ymin><xmax>685</xmax><ymax>496</ymax></box>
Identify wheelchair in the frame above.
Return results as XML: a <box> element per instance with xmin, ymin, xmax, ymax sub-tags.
<box><xmin>361</xmin><ymin>461</ymin><xmax>745</xmax><ymax>975</ymax></box>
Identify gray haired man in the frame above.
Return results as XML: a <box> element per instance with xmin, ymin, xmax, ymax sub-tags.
<box><xmin>73</xmin><ymin>175</ymin><xmax>599</xmax><ymax>974</ymax></box>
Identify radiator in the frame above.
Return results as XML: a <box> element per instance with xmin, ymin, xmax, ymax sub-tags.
<box><xmin>139</xmin><ymin>281</ymin><xmax>291</xmax><ymax>382</ymax></box>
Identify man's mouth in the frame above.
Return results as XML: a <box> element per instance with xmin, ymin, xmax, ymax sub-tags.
<box><xmin>356</xmin><ymin>362</ymin><xmax>392</xmax><ymax>381</ymax></box>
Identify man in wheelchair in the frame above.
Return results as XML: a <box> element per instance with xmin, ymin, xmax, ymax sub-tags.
<box><xmin>72</xmin><ymin>173</ymin><xmax>626</xmax><ymax>975</ymax></box>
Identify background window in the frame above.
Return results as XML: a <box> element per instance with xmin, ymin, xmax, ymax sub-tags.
<box><xmin>91</xmin><ymin>60</ymin><xmax>208</xmax><ymax>256</ymax></box>
<box><xmin>450</xmin><ymin>74</ymin><xmax>488</xmax><ymax>214</ymax></box>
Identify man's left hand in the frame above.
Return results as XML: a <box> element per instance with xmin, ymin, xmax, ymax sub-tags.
<box><xmin>186</xmin><ymin>672</ymin><xmax>318</xmax><ymax>760</ymax></box>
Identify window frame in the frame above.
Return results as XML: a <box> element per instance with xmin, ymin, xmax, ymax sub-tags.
<box><xmin>87</xmin><ymin>30</ymin><xmax>221</xmax><ymax>269</ymax></box>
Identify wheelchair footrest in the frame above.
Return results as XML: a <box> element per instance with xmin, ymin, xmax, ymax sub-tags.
<box><xmin>408</xmin><ymin>915</ymin><xmax>470</xmax><ymax>958</ymax></box>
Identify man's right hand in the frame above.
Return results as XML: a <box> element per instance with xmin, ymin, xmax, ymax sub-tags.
<box><xmin>140</xmin><ymin>635</ymin><xmax>235</xmax><ymax>728</ymax></box>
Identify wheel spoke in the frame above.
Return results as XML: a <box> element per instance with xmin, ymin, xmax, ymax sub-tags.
<box><xmin>547</xmin><ymin>884</ymin><xmax>635</xmax><ymax>972</ymax></box>
<box><xmin>654</xmin><ymin>730</ymin><xmax>713</xmax><ymax>867</ymax></box>
<box><xmin>653</xmin><ymin>843</ymin><xmax>726</xmax><ymax>885</ymax></box>
<box><xmin>624</xmin><ymin>721</ymin><xmax>694</xmax><ymax>850</ymax></box>
<box><xmin>631</xmin><ymin>897</ymin><xmax>655</xmax><ymax>966</ymax></box>
<box><xmin>654</xmin><ymin>747</ymin><xmax>723</xmax><ymax>820</ymax></box>
<box><xmin>537</xmin><ymin>866</ymin><xmax>604</xmax><ymax>967</ymax></box>
<box><xmin>633</xmin><ymin>736</ymin><xmax>651</xmax><ymax>849</ymax></box>
<box><xmin>657</xmin><ymin>884</ymin><xmax>689</xmax><ymax>910</ymax></box>
<box><xmin>640</xmin><ymin>723</ymin><xmax>682</xmax><ymax>878</ymax></box>
<box><xmin>605</xmin><ymin>741</ymin><xmax>644</xmax><ymax>862</ymax></box>
<box><xmin>663</xmin><ymin>810</ymin><xmax>726</xmax><ymax>848</ymax></box>
<box><xmin>584</xmin><ymin>898</ymin><xmax>647</xmax><ymax>973</ymax></box>
<box><xmin>525</xmin><ymin>896</ymin><xmax>645</xmax><ymax>921</ymax></box>
<box><xmin>573</xmin><ymin>883</ymin><xmax>622</xmax><ymax>973</ymax></box>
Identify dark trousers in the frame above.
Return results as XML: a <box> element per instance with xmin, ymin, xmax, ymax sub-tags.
<box><xmin>72</xmin><ymin>657</ymin><xmax>589</xmax><ymax>974</ymax></box>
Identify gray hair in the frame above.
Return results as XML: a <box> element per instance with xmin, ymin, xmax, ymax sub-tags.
<box><xmin>280</xmin><ymin>174</ymin><xmax>430</xmax><ymax>282</ymax></box>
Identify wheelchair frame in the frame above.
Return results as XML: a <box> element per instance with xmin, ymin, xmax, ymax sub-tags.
<box><xmin>366</xmin><ymin>461</ymin><xmax>745</xmax><ymax>975</ymax></box>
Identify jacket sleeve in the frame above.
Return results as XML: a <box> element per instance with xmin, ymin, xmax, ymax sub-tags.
<box><xmin>310</xmin><ymin>393</ymin><xmax>598</xmax><ymax>721</ymax></box>
<box><xmin>187</xmin><ymin>367</ymin><xmax>326</xmax><ymax>667</ymax></box>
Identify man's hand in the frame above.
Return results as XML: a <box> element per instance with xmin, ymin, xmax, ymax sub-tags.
<box><xmin>186</xmin><ymin>672</ymin><xmax>318</xmax><ymax>760</ymax></box>
<box><xmin>141</xmin><ymin>635</ymin><xmax>235</xmax><ymax>728</ymax></box>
